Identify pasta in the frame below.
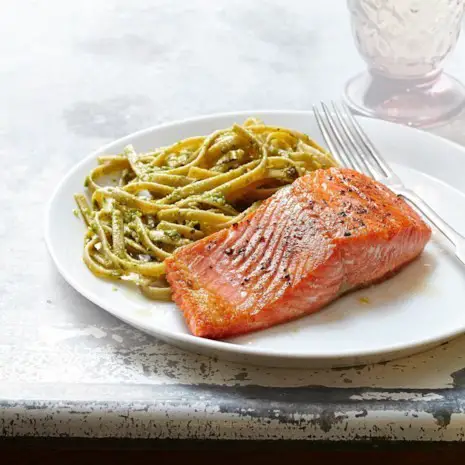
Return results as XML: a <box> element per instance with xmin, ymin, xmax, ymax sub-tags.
<box><xmin>74</xmin><ymin>118</ymin><xmax>337</xmax><ymax>300</ymax></box>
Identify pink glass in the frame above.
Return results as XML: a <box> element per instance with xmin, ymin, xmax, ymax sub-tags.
<box><xmin>344</xmin><ymin>0</ymin><xmax>465</xmax><ymax>127</ymax></box>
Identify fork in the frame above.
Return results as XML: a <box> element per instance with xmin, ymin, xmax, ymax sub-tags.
<box><xmin>313</xmin><ymin>101</ymin><xmax>465</xmax><ymax>265</ymax></box>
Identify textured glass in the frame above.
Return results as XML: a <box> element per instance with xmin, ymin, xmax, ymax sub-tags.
<box><xmin>348</xmin><ymin>0</ymin><xmax>465</xmax><ymax>78</ymax></box>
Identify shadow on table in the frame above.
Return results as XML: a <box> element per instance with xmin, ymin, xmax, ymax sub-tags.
<box><xmin>421</xmin><ymin>106</ymin><xmax>465</xmax><ymax>147</ymax></box>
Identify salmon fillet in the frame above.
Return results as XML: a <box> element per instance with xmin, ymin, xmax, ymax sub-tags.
<box><xmin>165</xmin><ymin>168</ymin><xmax>432</xmax><ymax>339</ymax></box>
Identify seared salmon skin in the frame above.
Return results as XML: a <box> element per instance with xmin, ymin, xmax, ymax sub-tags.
<box><xmin>165</xmin><ymin>168</ymin><xmax>431</xmax><ymax>339</ymax></box>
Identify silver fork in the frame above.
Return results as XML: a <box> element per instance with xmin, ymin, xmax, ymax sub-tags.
<box><xmin>313</xmin><ymin>101</ymin><xmax>465</xmax><ymax>265</ymax></box>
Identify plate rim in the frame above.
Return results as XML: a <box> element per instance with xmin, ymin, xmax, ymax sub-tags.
<box><xmin>45</xmin><ymin>109</ymin><xmax>465</xmax><ymax>362</ymax></box>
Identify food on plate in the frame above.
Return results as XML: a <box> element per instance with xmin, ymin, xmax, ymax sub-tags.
<box><xmin>165</xmin><ymin>167</ymin><xmax>432</xmax><ymax>339</ymax></box>
<box><xmin>74</xmin><ymin>118</ymin><xmax>336</xmax><ymax>299</ymax></box>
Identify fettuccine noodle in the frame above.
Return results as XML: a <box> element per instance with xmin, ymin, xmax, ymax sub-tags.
<box><xmin>74</xmin><ymin>118</ymin><xmax>336</xmax><ymax>300</ymax></box>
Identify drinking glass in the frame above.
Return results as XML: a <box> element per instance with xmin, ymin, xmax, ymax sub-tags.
<box><xmin>345</xmin><ymin>0</ymin><xmax>465</xmax><ymax>127</ymax></box>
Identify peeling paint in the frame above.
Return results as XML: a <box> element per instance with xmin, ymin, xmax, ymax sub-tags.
<box><xmin>431</xmin><ymin>408</ymin><xmax>453</xmax><ymax>428</ymax></box>
<box><xmin>350</xmin><ymin>392</ymin><xmax>444</xmax><ymax>402</ymax></box>
<box><xmin>1</xmin><ymin>399</ymin><xmax>465</xmax><ymax>440</ymax></box>
<box><xmin>311</xmin><ymin>411</ymin><xmax>348</xmax><ymax>433</ymax></box>
<box><xmin>451</xmin><ymin>368</ymin><xmax>465</xmax><ymax>388</ymax></box>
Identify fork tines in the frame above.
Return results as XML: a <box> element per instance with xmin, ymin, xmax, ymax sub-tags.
<box><xmin>313</xmin><ymin>101</ymin><xmax>392</xmax><ymax>181</ymax></box>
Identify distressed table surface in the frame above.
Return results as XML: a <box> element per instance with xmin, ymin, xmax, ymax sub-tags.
<box><xmin>2</xmin><ymin>0</ymin><xmax>465</xmax><ymax>442</ymax></box>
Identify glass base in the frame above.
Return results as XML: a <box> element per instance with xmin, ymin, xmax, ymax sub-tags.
<box><xmin>343</xmin><ymin>71</ymin><xmax>465</xmax><ymax>128</ymax></box>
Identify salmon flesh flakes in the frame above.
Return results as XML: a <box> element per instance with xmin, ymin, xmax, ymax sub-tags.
<box><xmin>166</xmin><ymin>168</ymin><xmax>432</xmax><ymax>339</ymax></box>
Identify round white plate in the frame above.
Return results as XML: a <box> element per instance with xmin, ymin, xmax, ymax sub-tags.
<box><xmin>46</xmin><ymin>111</ymin><xmax>465</xmax><ymax>368</ymax></box>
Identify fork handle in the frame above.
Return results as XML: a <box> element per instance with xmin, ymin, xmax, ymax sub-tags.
<box><xmin>398</xmin><ymin>188</ymin><xmax>465</xmax><ymax>265</ymax></box>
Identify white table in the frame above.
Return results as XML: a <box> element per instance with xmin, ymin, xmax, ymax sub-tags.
<box><xmin>1</xmin><ymin>0</ymin><xmax>465</xmax><ymax>442</ymax></box>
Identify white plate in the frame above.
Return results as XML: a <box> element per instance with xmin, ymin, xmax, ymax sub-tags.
<box><xmin>46</xmin><ymin>111</ymin><xmax>465</xmax><ymax>368</ymax></box>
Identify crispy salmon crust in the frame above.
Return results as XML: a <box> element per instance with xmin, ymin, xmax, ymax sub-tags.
<box><xmin>165</xmin><ymin>168</ymin><xmax>432</xmax><ymax>339</ymax></box>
